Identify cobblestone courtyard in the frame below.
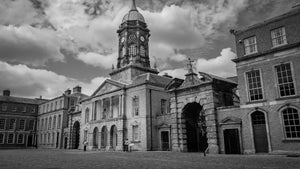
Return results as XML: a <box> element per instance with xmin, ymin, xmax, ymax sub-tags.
<box><xmin>0</xmin><ymin>149</ymin><xmax>299</xmax><ymax>169</ymax></box>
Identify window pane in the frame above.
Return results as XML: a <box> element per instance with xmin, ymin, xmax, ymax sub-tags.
<box><xmin>282</xmin><ymin>108</ymin><xmax>300</xmax><ymax>138</ymax></box>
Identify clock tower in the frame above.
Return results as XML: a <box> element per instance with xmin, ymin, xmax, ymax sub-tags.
<box><xmin>110</xmin><ymin>0</ymin><xmax>158</xmax><ymax>84</ymax></box>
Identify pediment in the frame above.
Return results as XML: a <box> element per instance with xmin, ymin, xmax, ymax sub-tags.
<box><xmin>91</xmin><ymin>79</ymin><xmax>125</xmax><ymax>97</ymax></box>
<box><xmin>220</xmin><ymin>116</ymin><xmax>242</xmax><ymax>125</ymax></box>
<box><xmin>157</xmin><ymin>123</ymin><xmax>170</xmax><ymax>128</ymax></box>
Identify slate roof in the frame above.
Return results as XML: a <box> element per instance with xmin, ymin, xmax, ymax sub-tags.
<box><xmin>0</xmin><ymin>95</ymin><xmax>46</xmax><ymax>105</ymax></box>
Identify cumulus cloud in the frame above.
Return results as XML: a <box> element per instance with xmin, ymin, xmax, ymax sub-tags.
<box><xmin>160</xmin><ymin>48</ymin><xmax>237</xmax><ymax>79</ymax></box>
<box><xmin>0</xmin><ymin>25</ymin><xmax>64</xmax><ymax>66</ymax></box>
<box><xmin>77</xmin><ymin>52</ymin><xmax>117</xmax><ymax>69</ymax></box>
<box><xmin>0</xmin><ymin>61</ymin><xmax>106</xmax><ymax>98</ymax></box>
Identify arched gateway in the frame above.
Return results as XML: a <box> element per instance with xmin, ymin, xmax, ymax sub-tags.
<box><xmin>72</xmin><ymin>121</ymin><xmax>80</xmax><ymax>149</ymax></box>
<box><xmin>182</xmin><ymin>102</ymin><xmax>208</xmax><ymax>152</ymax></box>
<box><xmin>93</xmin><ymin>127</ymin><xmax>99</xmax><ymax>149</ymax></box>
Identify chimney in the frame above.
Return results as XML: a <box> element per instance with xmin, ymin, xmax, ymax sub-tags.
<box><xmin>73</xmin><ymin>86</ymin><xmax>82</xmax><ymax>94</ymax></box>
<box><xmin>3</xmin><ymin>89</ymin><xmax>10</xmax><ymax>96</ymax></box>
<box><xmin>64</xmin><ymin>89</ymin><xmax>71</xmax><ymax>95</ymax></box>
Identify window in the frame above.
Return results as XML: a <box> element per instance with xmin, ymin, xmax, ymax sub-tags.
<box><xmin>282</xmin><ymin>108</ymin><xmax>300</xmax><ymax>139</ymax></box>
<box><xmin>85</xmin><ymin>108</ymin><xmax>90</xmax><ymax>123</ymax></box>
<box><xmin>22</xmin><ymin>106</ymin><xmax>26</xmax><ymax>112</ymax></box>
<box><xmin>53</xmin><ymin>116</ymin><xmax>56</xmax><ymax>129</ymax></box>
<box><xmin>7</xmin><ymin>133</ymin><xmax>14</xmax><ymax>144</ymax></box>
<box><xmin>45</xmin><ymin>118</ymin><xmax>48</xmax><ymax>130</ymax></box>
<box><xmin>132</xmin><ymin>96</ymin><xmax>139</xmax><ymax>116</ymax></box>
<box><xmin>84</xmin><ymin>130</ymin><xmax>88</xmax><ymax>141</ymax></box>
<box><xmin>55</xmin><ymin>101</ymin><xmax>58</xmax><ymax>110</ymax></box>
<box><xmin>122</xmin><ymin>47</ymin><xmax>126</xmax><ymax>56</ymax></box>
<box><xmin>0</xmin><ymin>133</ymin><xmax>4</xmax><ymax>144</ymax></box>
<box><xmin>47</xmin><ymin>104</ymin><xmax>49</xmax><ymax>112</ymax></box>
<box><xmin>48</xmin><ymin>133</ymin><xmax>50</xmax><ymax>144</ymax></box>
<box><xmin>271</xmin><ymin>27</ymin><xmax>287</xmax><ymax>47</ymax></box>
<box><xmin>140</xmin><ymin>46</ymin><xmax>145</xmax><ymax>57</ymax></box>
<box><xmin>32</xmin><ymin>107</ymin><xmax>36</xmax><ymax>113</ymax></box>
<box><xmin>51</xmin><ymin>103</ymin><xmax>53</xmax><ymax>111</ymax></box>
<box><xmin>49</xmin><ymin>117</ymin><xmax>52</xmax><ymax>130</ymax></box>
<box><xmin>244</xmin><ymin>36</ymin><xmax>257</xmax><ymax>55</ymax></box>
<box><xmin>57</xmin><ymin>115</ymin><xmax>61</xmax><ymax>129</ymax></box>
<box><xmin>133</xmin><ymin>125</ymin><xmax>139</xmax><ymax>141</ymax></box>
<box><xmin>275</xmin><ymin>63</ymin><xmax>295</xmax><ymax>97</ymax></box>
<box><xmin>60</xmin><ymin>100</ymin><xmax>63</xmax><ymax>109</ymax></box>
<box><xmin>12</xmin><ymin>107</ymin><xmax>17</xmax><ymax>112</ymax></box>
<box><xmin>129</xmin><ymin>44</ymin><xmax>137</xmax><ymax>56</ymax></box>
<box><xmin>41</xmin><ymin>119</ymin><xmax>44</xmax><ymax>131</ymax></box>
<box><xmin>1</xmin><ymin>104</ymin><xmax>7</xmax><ymax>111</ymax></box>
<box><xmin>70</xmin><ymin>99</ymin><xmax>75</xmax><ymax>106</ymax></box>
<box><xmin>246</xmin><ymin>70</ymin><xmax>263</xmax><ymax>101</ymax></box>
<box><xmin>17</xmin><ymin>134</ymin><xmax>24</xmax><ymax>144</ymax></box>
<box><xmin>161</xmin><ymin>99</ymin><xmax>167</xmax><ymax>115</ymax></box>
<box><xmin>9</xmin><ymin>119</ymin><xmax>16</xmax><ymax>130</ymax></box>
<box><xmin>29</xmin><ymin>120</ymin><xmax>34</xmax><ymax>130</ymax></box>
<box><xmin>0</xmin><ymin>119</ymin><xmax>5</xmax><ymax>130</ymax></box>
<box><xmin>19</xmin><ymin>119</ymin><xmax>25</xmax><ymax>130</ymax></box>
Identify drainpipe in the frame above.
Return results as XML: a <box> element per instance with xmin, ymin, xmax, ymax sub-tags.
<box><xmin>149</xmin><ymin>89</ymin><xmax>153</xmax><ymax>151</ymax></box>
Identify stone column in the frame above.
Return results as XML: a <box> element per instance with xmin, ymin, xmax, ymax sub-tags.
<box><xmin>110</xmin><ymin>97</ymin><xmax>113</xmax><ymax>118</ymax></box>
<box><xmin>116</xmin><ymin>129</ymin><xmax>123</xmax><ymax>151</ymax></box>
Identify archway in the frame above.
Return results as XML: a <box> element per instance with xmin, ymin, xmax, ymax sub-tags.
<box><xmin>182</xmin><ymin>102</ymin><xmax>207</xmax><ymax>152</ymax></box>
<box><xmin>110</xmin><ymin>125</ymin><xmax>118</xmax><ymax>150</ymax></box>
<box><xmin>251</xmin><ymin>111</ymin><xmax>268</xmax><ymax>153</ymax></box>
<box><xmin>72</xmin><ymin>121</ymin><xmax>80</xmax><ymax>149</ymax></box>
<box><xmin>101</xmin><ymin>126</ymin><xmax>108</xmax><ymax>149</ymax></box>
<box><xmin>93</xmin><ymin>127</ymin><xmax>99</xmax><ymax>148</ymax></box>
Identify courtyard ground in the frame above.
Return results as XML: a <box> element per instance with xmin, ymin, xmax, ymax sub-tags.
<box><xmin>0</xmin><ymin>149</ymin><xmax>299</xmax><ymax>169</ymax></box>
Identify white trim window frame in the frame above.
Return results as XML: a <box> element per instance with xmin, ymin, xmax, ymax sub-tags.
<box><xmin>19</xmin><ymin>119</ymin><xmax>26</xmax><ymax>130</ymax></box>
<box><xmin>274</xmin><ymin>62</ymin><xmax>296</xmax><ymax>98</ymax></box>
<box><xmin>0</xmin><ymin>118</ymin><xmax>6</xmax><ymax>130</ymax></box>
<box><xmin>7</xmin><ymin>133</ymin><xmax>14</xmax><ymax>144</ymax></box>
<box><xmin>245</xmin><ymin>69</ymin><xmax>264</xmax><ymax>102</ymax></box>
<box><xmin>9</xmin><ymin>119</ymin><xmax>16</xmax><ymax>130</ymax></box>
<box><xmin>29</xmin><ymin>120</ymin><xmax>35</xmax><ymax>131</ymax></box>
<box><xmin>281</xmin><ymin>108</ymin><xmax>300</xmax><ymax>139</ymax></box>
<box><xmin>244</xmin><ymin>36</ymin><xmax>258</xmax><ymax>55</ymax></box>
<box><xmin>132</xmin><ymin>125</ymin><xmax>139</xmax><ymax>142</ymax></box>
<box><xmin>271</xmin><ymin>27</ymin><xmax>287</xmax><ymax>48</ymax></box>
<box><xmin>17</xmin><ymin>134</ymin><xmax>24</xmax><ymax>144</ymax></box>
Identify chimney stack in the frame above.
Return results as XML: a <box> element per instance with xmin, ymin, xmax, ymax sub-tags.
<box><xmin>64</xmin><ymin>89</ymin><xmax>71</xmax><ymax>95</ymax></box>
<box><xmin>3</xmin><ymin>89</ymin><xmax>10</xmax><ymax>96</ymax></box>
<box><xmin>73</xmin><ymin>86</ymin><xmax>82</xmax><ymax>94</ymax></box>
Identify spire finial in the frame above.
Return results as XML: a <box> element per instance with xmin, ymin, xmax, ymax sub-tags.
<box><xmin>131</xmin><ymin>0</ymin><xmax>138</xmax><ymax>11</ymax></box>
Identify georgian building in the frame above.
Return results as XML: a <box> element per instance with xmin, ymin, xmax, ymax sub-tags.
<box><xmin>217</xmin><ymin>5</ymin><xmax>300</xmax><ymax>154</ymax></box>
<box><xmin>0</xmin><ymin>90</ymin><xmax>45</xmax><ymax>149</ymax></box>
<box><xmin>37</xmin><ymin>86</ymin><xmax>88</xmax><ymax>149</ymax></box>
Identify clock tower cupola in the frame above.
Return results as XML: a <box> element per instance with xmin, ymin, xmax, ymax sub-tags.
<box><xmin>110</xmin><ymin>0</ymin><xmax>158</xmax><ymax>84</ymax></box>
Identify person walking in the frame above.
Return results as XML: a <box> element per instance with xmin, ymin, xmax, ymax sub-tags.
<box><xmin>83</xmin><ymin>140</ymin><xmax>88</xmax><ymax>151</ymax></box>
<box><xmin>124</xmin><ymin>138</ymin><xmax>129</xmax><ymax>152</ymax></box>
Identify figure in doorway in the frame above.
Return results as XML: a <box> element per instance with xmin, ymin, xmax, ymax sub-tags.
<box><xmin>124</xmin><ymin>138</ymin><xmax>129</xmax><ymax>152</ymax></box>
<box><xmin>83</xmin><ymin>140</ymin><xmax>88</xmax><ymax>151</ymax></box>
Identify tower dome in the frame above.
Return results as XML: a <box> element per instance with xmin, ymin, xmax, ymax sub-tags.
<box><xmin>122</xmin><ymin>0</ymin><xmax>145</xmax><ymax>23</ymax></box>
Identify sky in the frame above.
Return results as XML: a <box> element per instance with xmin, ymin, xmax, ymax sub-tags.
<box><xmin>0</xmin><ymin>0</ymin><xmax>298</xmax><ymax>99</ymax></box>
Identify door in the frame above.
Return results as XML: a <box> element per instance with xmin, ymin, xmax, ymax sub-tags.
<box><xmin>252</xmin><ymin>111</ymin><xmax>268</xmax><ymax>153</ymax></box>
<box><xmin>27</xmin><ymin>135</ymin><xmax>33</xmax><ymax>147</ymax></box>
<box><xmin>224</xmin><ymin>129</ymin><xmax>241</xmax><ymax>154</ymax></box>
<box><xmin>161</xmin><ymin>131</ymin><xmax>169</xmax><ymax>151</ymax></box>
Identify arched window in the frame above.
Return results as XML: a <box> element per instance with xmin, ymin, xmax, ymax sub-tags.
<box><xmin>140</xmin><ymin>46</ymin><xmax>145</xmax><ymax>57</ymax></box>
<box><xmin>85</xmin><ymin>108</ymin><xmax>90</xmax><ymax>124</ymax></box>
<box><xmin>129</xmin><ymin>44</ymin><xmax>137</xmax><ymax>56</ymax></box>
<box><xmin>282</xmin><ymin>108</ymin><xmax>300</xmax><ymax>138</ymax></box>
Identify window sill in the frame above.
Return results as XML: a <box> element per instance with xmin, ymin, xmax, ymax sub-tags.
<box><xmin>282</xmin><ymin>138</ymin><xmax>300</xmax><ymax>142</ymax></box>
<box><xmin>246</xmin><ymin>100</ymin><xmax>267</xmax><ymax>105</ymax></box>
<box><xmin>275</xmin><ymin>95</ymin><xmax>300</xmax><ymax>101</ymax></box>
<box><xmin>131</xmin><ymin>141</ymin><xmax>141</xmax><ymax>143</ymax></box>
<box><xmin>271</xmin><ymin>43</ymin><xmax>288</xmax><ymax>49</ymax></box>
<box><xmin>244</xmin><ymin>52</ymin><xmax>258</xmax><ymax>57</ymax></box>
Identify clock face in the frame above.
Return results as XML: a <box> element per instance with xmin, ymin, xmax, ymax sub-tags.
<box><xmin>140</xmin><ymin>36</ymin><xmax>145</xmax><ymax>42</ymax></box>
<box><xmin>121</xmin><ymin>37</ymin><xmax>125</xmax><ymax>43</ymax></box>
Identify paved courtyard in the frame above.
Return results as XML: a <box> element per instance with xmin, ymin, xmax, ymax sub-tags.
<box><xmin>0</xmin><ymin>149</ymin><xmax>299</xmax><ymax>169</ymax></box>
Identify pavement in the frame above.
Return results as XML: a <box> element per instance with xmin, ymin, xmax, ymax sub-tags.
<box><xmin>0</xmin><ymin>149</ymin><xmax>299</xmax><ymax>169</ymax></box>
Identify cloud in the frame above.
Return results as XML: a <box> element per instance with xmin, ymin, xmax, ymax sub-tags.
<box><xmin>0</xmin><ymin>25</ymin><xmax>64</xmax><ymax>66</ymax></box>
<box><xmin>160</xmin><ymin>48</ymin><xmax>237</xmax><ymax>79</ymax></box>
<box><xmin>77</xmin><ymin>52</ymin><xmax>117</xmax><ymax>69</ymax></box>
<box><xmin>0</xmin><ymin>61</ymin><xmax>106</xmax><ymax>98</ymax></box>
<box><xmin>0</xmin><ymin>0</ymin><xmax>45</xmax><ymax>25</ymax></box>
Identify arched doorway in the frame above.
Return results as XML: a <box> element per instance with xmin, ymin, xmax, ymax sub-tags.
<box><xmin>101</xmin><ymin>126</ymin><xmax>108</xmax><ymax>149</ymax></box>
<box><xmin>93</xmin><ymin>127</ymin><xmax>99</xmax><ymax>149</ymax></box>
<box><xmin>110</xmin><ymin>125</ymin><xmax>118</xmax><ymax>150</ymax></box>
<box><xmin>73</xmin><ymin>121</ymin><xmax>80</xmax><ymax>149</ymax></box>
<box><xmin>224</xmin><ymin>129</ymin><xmax>241</xmax><ymax>154</ymax></box>
<box><xmin>182</xmin><ymin>102</ymin><xmax>208</xmax><ymax>152</ymax></box>
<box><xmin>251</xmin><ymin>111</ymin><xmax>268</xmax><ymax>153</ymax></box>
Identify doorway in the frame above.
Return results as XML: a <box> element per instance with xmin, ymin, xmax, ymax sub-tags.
<box><xmin>182</xmin><ymin>102</ymin><xmax>207</xmax><ymax>152</ymax></box>
<box><xmin>224</xmin><ymin>129</ymin><xmax>241</xmax><ymax>154</ymax></box>
<box><xmin>73</xmin><ymin>121</ymin><xmax>80</xmax><ymax>149</ymax></box>
<box><xmin>251</xmin><ymin>111</ymin><xmax>268</xmax><ymax>153</ymax></box>
<box><xmin>161</xmin><ymin>131</ymin><xmax>170</xmax><ymax>151</ymax></box>
<box><xmin>101</xmin><ymin>126</ymin><xmax>108</xmax><ymax>148</ymax></box>
<box><xmin>93</xmin><ymin>127</ymin><xmax>99</xmax><ymax>149</ymax></box>
<box><xmin>110</xmin><ymin>125</ymin><xmax>118</xmax><ymax>150</ymax></box>
<box><xmin>27</xmin><ymin>135</ymin><xmax>33</xmax><ymax>147</ymax></box>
